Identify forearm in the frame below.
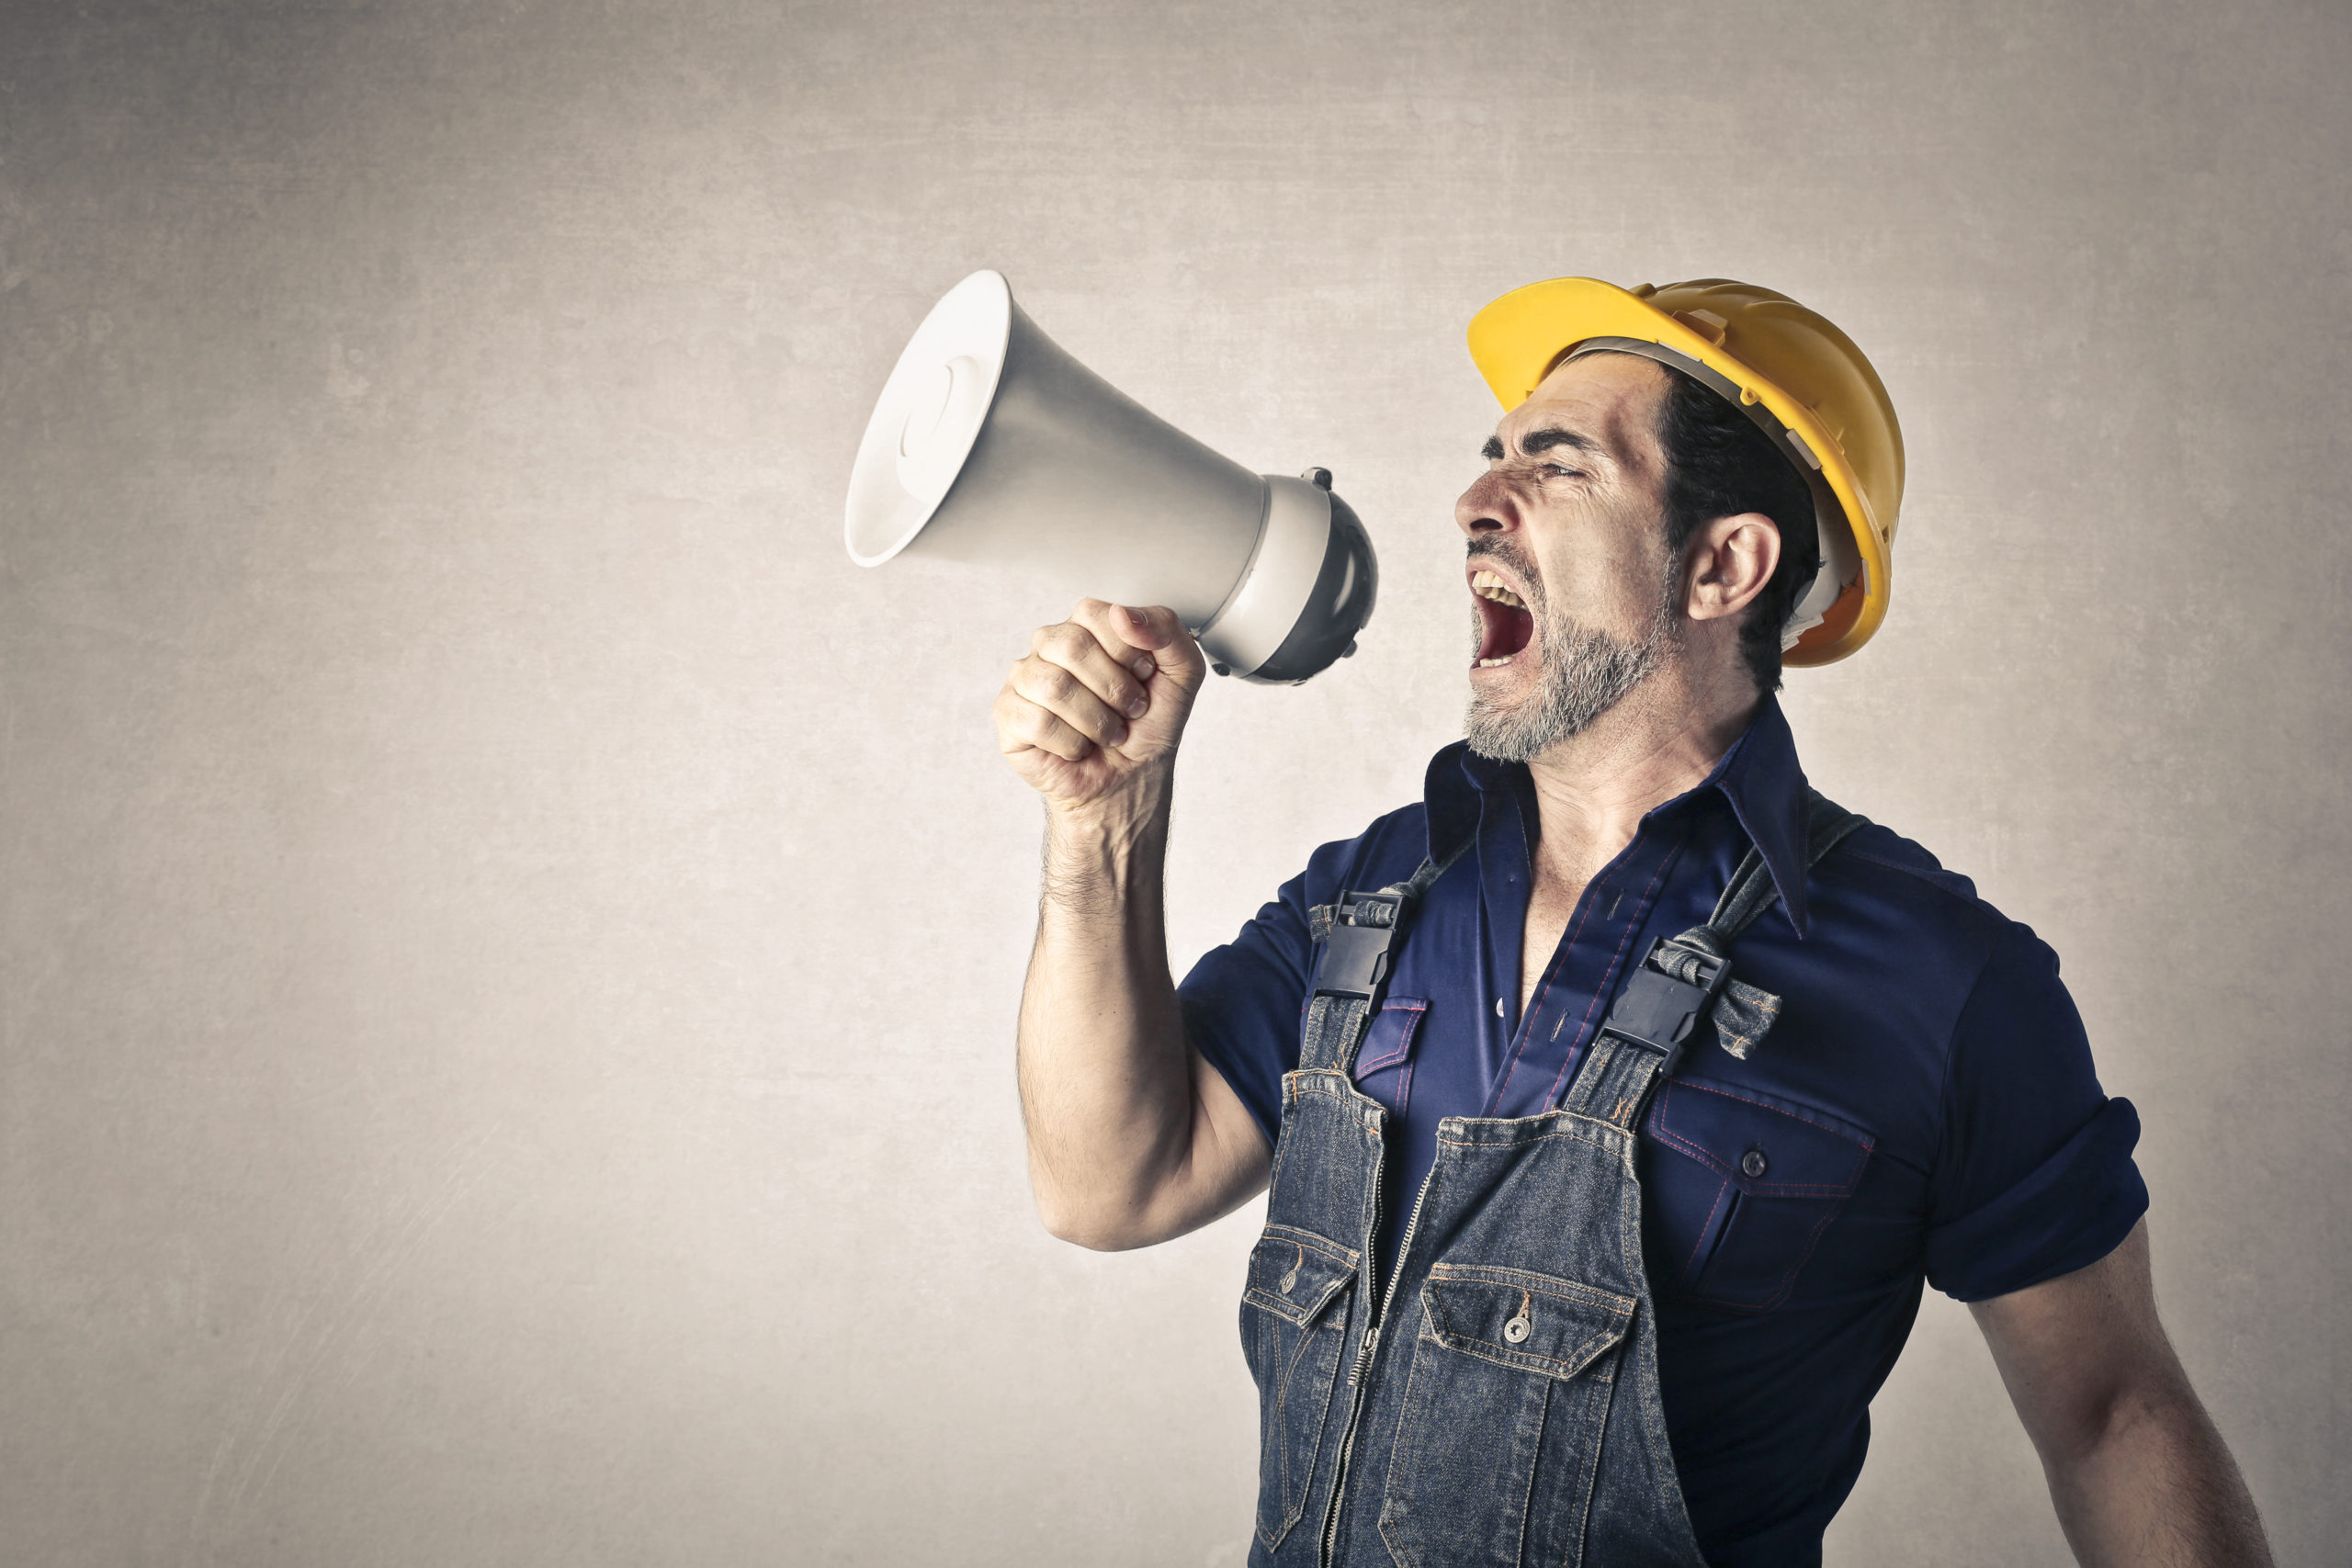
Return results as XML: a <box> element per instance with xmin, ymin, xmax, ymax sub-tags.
<box><xmin>2043</xmin><ymin>1387</ymin><xmax>2272</xmax><ymax>1568</ymax></box>
<box><xmin>1014</xmin><ymin>767</ymin><xmax>1199</xmax><ymax>1247</ymax></box>
<box><xmin>1975</xmin><ymin>1224</ymin><xmax>2273</xmax><ymax>1568</ymax></box>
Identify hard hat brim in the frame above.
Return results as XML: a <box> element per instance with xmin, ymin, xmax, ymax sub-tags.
<box><xmin>1466</xmin><ymin>276</ymin><xmax>1889</xmax><ymax>667</ymax></box>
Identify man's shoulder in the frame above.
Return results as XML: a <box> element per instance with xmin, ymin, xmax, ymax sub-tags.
<box><xmin>1810</xmin><ymin>812</ymin><xmax>2053</xmax><ymax>982</ymax></box>
<box><xmin>1291</xmin><ymin>800</ymin><xmax>1434</xmax><ymax>899</ymax></box>
<box><xmin>1825</xmin><ymin>816</ymin><xmax>1982</xmax><ymax>906</ymax></box>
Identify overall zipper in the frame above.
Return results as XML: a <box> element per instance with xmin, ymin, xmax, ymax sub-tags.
<box><xmin>1316</xmin><ymin>1135</ymin><xmax>1443</xmax><ymax>1568</ymax></box>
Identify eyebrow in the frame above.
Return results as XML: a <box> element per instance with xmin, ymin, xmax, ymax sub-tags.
<box><xmin>1481</xmin><ymin>426</ymin><xmax>1603</xmax><ymax>462</ymax></box>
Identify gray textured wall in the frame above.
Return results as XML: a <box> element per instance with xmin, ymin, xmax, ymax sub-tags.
<box><xmin>3</xmin><ymin>2</ymin><xmax>2344</xmax><ymax>1563</ymax></box>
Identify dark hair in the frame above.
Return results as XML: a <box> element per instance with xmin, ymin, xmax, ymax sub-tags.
<box><xmin>1649</xmin><ymin>364</ymin><xmax>1821</xmax><ymax>693</ymax></box>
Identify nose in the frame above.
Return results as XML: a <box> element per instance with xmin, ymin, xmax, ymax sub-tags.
<box><xmin>1455</xmin><ymin>467</ymin><xmax>1518</xmax><ymax>538</ymax></box>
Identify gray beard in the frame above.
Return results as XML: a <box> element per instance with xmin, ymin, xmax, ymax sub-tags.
<box><xmin>1464</xmin><ymin>573</ymin><xmax>1677</xmax><ymax>764</ymax></box>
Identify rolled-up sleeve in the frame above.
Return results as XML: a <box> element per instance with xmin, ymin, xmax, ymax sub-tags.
<box><xmin>1178</xmin><ymin>894</ymin><xmax>1307</xmax><ymax>1146</ymax></box>
<box><xmin>1923</xmin><ymin>923</ymin><xmax>2150</xmax><ymax>1302</ymax></box>
<box><xmin>1177</xmin><ymin>826</ymin><xmax>1401</xmax><ymax>1146</ymax></box>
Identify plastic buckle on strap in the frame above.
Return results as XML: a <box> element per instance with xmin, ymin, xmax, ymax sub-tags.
<box><xmin>1314</xmin><ymin>890</ymin><xmax>1408</xmax><ymax>999</ymax></box>
<box><xmin>1598</xmin><ymin>938</ymin><xmax>1731</xmax><ymax>1079</ymax></box>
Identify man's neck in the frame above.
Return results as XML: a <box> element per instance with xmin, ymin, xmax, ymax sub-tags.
<box><xmin>1521</xmin><ymin>660</ymin><xmax>1761</xmax><ymax>893</ymax></box>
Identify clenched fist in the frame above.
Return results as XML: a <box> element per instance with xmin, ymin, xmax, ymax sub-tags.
<box><xmin>994</xmin><ymin>599</ymin><xmax>1207</xmax><ymax>813</ymax></box>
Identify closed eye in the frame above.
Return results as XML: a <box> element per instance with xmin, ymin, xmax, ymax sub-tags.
<box><xmin>1482</xmin><ymin>427</ymin><xmax>1600</xmax><ymax>475</ymax></box>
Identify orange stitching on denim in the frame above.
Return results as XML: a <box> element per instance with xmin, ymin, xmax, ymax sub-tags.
<box><xmin>1259</xmin><ymin>1224</ymin><xmax>1360</xmax><ymax>1270</ymax></box>
<box><xmin>1424</xmin><ymin>1263</ymin><xmax>1633</xmax><ymax>1314</ymax></box>
<box><xmin>1424</xmin><ymin>1320</ymin><xmax>1622</xmax><ymax>1381</ymax></box>
<box><xmin>1433</xmin><ymin>1123</ymin><xmax>1619</xmax><ymax>1158</ymax></box>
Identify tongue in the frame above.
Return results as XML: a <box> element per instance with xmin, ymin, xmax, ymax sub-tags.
<box><xmin>1477</xmin><ymin>595</ymin><xmax>1534</xmax><ymax>660</ymax></box>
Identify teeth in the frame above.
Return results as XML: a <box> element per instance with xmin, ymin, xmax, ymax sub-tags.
<box><xmin>1469</xmin><ymin>569</ymin><xmax>1526</xmax><ymax>609</ymax></box>
<box><xmin>1475</xmin><ymin>656</ymin><xmax>1514</xmax><ymax>668</ymax></box>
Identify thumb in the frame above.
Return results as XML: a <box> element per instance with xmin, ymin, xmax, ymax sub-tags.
<box><xmin>1115</xmin><ymin>604</ymin><xmax>1206</xmax><ymax>675</ymax></box>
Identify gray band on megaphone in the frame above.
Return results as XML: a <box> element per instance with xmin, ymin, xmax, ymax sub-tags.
<box><xmin>1193</xmin><ymin>476</ymin><xmax>1330</xmax><ymax>676</ymax></box>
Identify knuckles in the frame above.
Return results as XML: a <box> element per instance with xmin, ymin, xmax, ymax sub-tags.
<box><xmin>1043</xmin><ymin>623</ymin><xmax>1094</xmax><ymax>660</ymax></box>
<box><xmin>998</xmin><ymin>602</ymin><xmax>1190</xmax><ymax>776</ymax></box>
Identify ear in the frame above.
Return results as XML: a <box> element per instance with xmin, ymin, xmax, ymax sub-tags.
<box><xmin>1682</xmin><ymin>513</ymin><xmax>1781</xmax><ymax>625</ymax></box>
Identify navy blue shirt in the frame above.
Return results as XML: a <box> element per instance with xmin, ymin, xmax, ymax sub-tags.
<box><xmin>1177</xmin><ymin>699</ymin><xmax>2147</xmax><ymax>1566</ymax></box>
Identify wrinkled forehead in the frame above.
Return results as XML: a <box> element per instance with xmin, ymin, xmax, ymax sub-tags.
<box><xmin>1495</xmin><ymin>350</ymin><xmax>1673</xmax><ymax>476</ymax></box>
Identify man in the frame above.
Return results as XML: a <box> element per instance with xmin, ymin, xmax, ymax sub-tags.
<box><xmin>993</xmin><ymin>276</ymin><xmax>2271</xmax><ymax>1567</ymax></box>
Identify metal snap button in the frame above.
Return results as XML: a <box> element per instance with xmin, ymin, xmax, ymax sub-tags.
<box><xmin>1279</xmin><ymin>1269</ymin><xmax>1299</xmax><ymax>1294</ymax></box>
<box><xmin>1502</xmin><ymin>1314</ymin><xmax>1532</xmax><ymax>1344</ymax></box>
<box><xmin>1741</xmin><ymin>1148</ymin><xmax>1770</xmax><ymax>1179</ymax></box>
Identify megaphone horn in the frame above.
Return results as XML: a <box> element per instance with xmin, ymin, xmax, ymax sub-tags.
<box><xmin>844</xmin><ymin>270</ymin><xmax>1376</xmax><ymax>683</ymax></box>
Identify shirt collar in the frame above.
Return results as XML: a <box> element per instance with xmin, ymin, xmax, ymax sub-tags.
<box><xmin>1422</xmin><ymin>695</ymin><xmax>1817</xmax><ymax>935</ymax></box>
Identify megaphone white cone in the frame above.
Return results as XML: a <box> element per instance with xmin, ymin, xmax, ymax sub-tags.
<box><xmin>847</xmin><ymin>271</ymin><xmax>1012</xmax><ymax>565</ymax></box>
<box><xmin>844</xmin><ymin>270</ymin><xmax>1377</xmax><ymax>682</ymax></box>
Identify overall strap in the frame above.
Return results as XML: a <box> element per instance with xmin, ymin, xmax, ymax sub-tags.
<box><xmin>1298</xmin><ymin>839</ymin><xmax>1474</xmax><ymax>1075</ymax></box>
<box><xmin>1564</xmin><ymin>791</ymin><xmax>1868</xmax><ymax>1129</ymax></box>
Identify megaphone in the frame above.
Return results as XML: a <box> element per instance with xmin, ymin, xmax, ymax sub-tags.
<box><xmin>844</xmin><ymin>270</ymin><xmax>1375</xmax><ymax>683</ymax></box>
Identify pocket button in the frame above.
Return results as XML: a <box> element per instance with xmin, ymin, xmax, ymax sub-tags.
<box><xmin>1502</xmin><ymin>1314</ymin><xmax>1532</xmax><ymax>1344</ymax></box>
<box><xmin>1741</xmin><ymin>1148</ymin><xmax>1770</xmax><ymax>1179</ymax></box>
<box><xmin>1279</xmin><ymin>1268</ymin><xmax>1299</xmax><ymax>1294</ymax></box>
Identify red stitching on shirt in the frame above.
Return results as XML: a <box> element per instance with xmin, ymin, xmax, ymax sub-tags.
<box><xmin>1649</xmin><ymin>1123</ymin><xmax>1860</xmax><ymax>1194</ymax></box>
<box><xmin>1645</xmin><ymin>1082</ymin><xmax>1875</xmax><ymax>1192</ymax></box>
<box><xmin>1683</xmin><ymin>1190</ymin><xmax>1849</xmax><ymax>1314</ymax></box>
<box><xmin>1486</xmin><ymin>863</ymin><xmax>1604</xmax><ymax>1110</ymax></box>
<box><xmin>1683</xmin><ymin>1176</ymin><xmax>1736</xmax><ymax>1281</ymax></box>
<box><xmin>1353</xmin><ymin>998</ymin><xmax>1430</xmax><ymax>1076</ymax></box>
<box><xmin>1660</xmin><ymin>1079</ymin><xmax>1877</xmax><ymax>1149</ymax></box>
<box><xmin>1531</xmin><ymin>840</ymin><xmax>1681</xmax><ymax>1111</ymax></box>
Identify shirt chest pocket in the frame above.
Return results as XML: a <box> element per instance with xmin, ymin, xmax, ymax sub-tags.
<box><xmin>1348</xmin><ymin>996</ymin><xmax>1429</xmax><ymax>1117</ymax></box>
<box><xmin>1639</xmin><ymin>1078</ymin><xmax>1875</xmax><ymax>1314</ymax></box>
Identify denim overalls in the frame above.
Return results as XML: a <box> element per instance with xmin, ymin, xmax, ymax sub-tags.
<box><xmin>1240</xmin><ymin>794</ymin><xmax>1863</xmax><ymax>1568</ymax></box>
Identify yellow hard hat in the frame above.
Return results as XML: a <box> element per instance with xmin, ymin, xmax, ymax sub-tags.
<box><xmin>1466</xmin><ymin>277</ymin><xmax>1903</xmax><ymax>666</ymax></box>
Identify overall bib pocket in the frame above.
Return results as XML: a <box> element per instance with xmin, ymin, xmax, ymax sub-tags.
<box><xmin>1379</xmin><ymin>1264</ymin><xmax>1634</xmax><ymax>1568</ymax></box>
<box><xmin>1642</xmin><ymin>1078</ymin><xmax>1875</xmax><ymax>1314</ymax></box>
<box><xmin>1239</xmin><ymin>1224</ymin><xmax>1359</xmax><ymax>1550</ymax></box>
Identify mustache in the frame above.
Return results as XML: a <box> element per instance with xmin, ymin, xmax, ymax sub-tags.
<box><xmin>1465</xmin><ymin>537</ymin><xmax>1544</xmax><ymax>609</ymax></box>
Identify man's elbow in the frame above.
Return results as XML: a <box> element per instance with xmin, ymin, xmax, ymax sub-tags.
<box><xmin>1032</xmin><ymin>1190</ymin><xmax>1162</xmax><ymax>1252</ymax></box>
<box><xmin>2045</xmin><ymin>1360</ymin><xmax>2205</xmax><ymax>1470</ymax></box>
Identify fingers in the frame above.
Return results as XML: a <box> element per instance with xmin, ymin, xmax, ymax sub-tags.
<box><xmin>1001</xmin><ymin>610</ymin><xmax>1144</xmax><ymax>761</ymax></box>
<box><xmin>994</xmin><ymin>681</ymin><xmax>1099</xmax><ymax>763</ymax></box>
<box><xmin>995</xmin><ymin>600</ymin><xmax>1205</xmax><ymax>774</ymax></box>
<box><xmin>1008</xmin><ymin>650</ymin><xmax>1133</xmax><ymax>756</ymax></box>
<box><xmin>1028</xmin><ymin>606</ymin><xmax>1156</xmax><ymax>712</ymax></box>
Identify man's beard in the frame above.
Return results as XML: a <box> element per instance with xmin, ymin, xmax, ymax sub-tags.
<box><xmin>1464</xmin><ymin>547</ymin><xmax>1679</xmax><ymax>764</ymax></box>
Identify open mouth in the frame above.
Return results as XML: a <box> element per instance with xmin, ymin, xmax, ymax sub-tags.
<box><xmin>1471</xmin><ymin>568</ymin><xmax>1535</xmax><ymax>667</ymax></box>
